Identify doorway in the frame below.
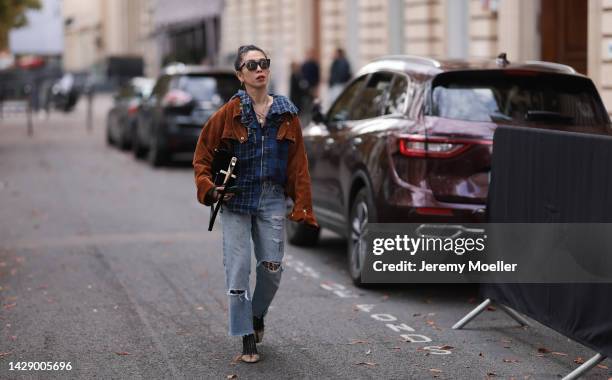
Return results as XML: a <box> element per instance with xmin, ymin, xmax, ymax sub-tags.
<box><xmin>540</xmin><ymin>0</ymin><xmax>588</xmax><ymax>74</ymax></box>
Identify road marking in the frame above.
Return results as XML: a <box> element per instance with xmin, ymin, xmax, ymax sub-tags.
<box><xmin>284</xmin><ymin>256</ymin><xmax>452</xmax><ymax>355</ymax></box>
<box><xmin>320</xmin><ymin>282</ymin><xmax>359</xmax><ymax>298</ymax></box>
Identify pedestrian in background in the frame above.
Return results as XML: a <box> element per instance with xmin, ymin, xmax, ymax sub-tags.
<box><xmin>192</xmin><ymin>45</ymin><xmax>318</xmax><ymax>363</ymax></box>
<box><xmin>289</xmin><ymin>61</ymin><xmax>308</xmax><ymax>115</ymax></box>
<box><xmin>327</xmin><ymin>48</ymin><xmax>352</xmax><ymax>109</ymax></box>
<box><xmin>300</xmin><ymin>49</ymin><xmax>320</xmax><ymax>118</ymax></box>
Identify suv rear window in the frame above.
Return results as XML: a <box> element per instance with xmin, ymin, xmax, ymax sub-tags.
<box><xmin>177</xmin><ymin>74</ymin><xmax>240</xmax><ymax>102</ymax></box>
<box><xmin>431</xmin><ymin>71</ymin><xmax>610</xmax><ymax>126</ymax></box>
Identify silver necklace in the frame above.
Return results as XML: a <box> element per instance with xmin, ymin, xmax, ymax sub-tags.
<box><xmin>254</xmin><ymin>97</ymin><xmax>271</xmax><ymax>124</ymax></box>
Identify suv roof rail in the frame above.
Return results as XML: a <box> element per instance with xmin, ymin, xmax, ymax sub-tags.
<box><xmin>522</xmin><ymin>60</ymin><xmax>577</xmax><ymax>74</ymax></box>
<box><xmin>372</xmin><ymin>55</ymin><xmax>442</xmax><ymax>68</ymax></box>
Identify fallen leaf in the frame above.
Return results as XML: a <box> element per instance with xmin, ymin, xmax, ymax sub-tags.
<box><xmin>574</xmin><ymin>357</ymin><xmax>585</xmax><ymax>364</ymax></box>
<box><xmin>0</xmin><ymin>352</ymin><xmax>11</xmax><ymax>357</ymax></box>
<box><xmin>355</xmin><ymin>362</ymin><xmax>378</xmax><ymax>367</ymax></box>
<box><xmin>3</xmin><ymin>303</ymin><xmax>16</xmax><ymax>310</ymax></box>
<box><xmin>596</xmin><ymin>364</ymin><xmax>608</xmax><ymax>370</ymax></box>
<box><xmin>439</xmin><ymin>345</ymin><xmax>454</xmax><ymax>350</ymax></box>
<box><xmin>537</xmin><ymin>347</ymin><xmax>550</xmax><ymax>354</ymax></box>
<box><xmin>349</xmin><ymin>339</ymin><xmax>368</xmax><ymax>345</ymax></box>
<box><xmin>502</xmin><ymin>358</ymin><xmax>519</xmax><ymax>363</ymax></box>
<box><xmin>365</xmin><ymin>349</ymin><xmax>371</xmax><ymax>355</ymax></box>
<box><xmin>486</xmin><ymin>305</ymin><xmax>497</xmax><ymax>311</ymax></box>
<box><xmin>430</xmin><ymin>368</ymin><xmax>443</xmax><ymax>375</ymax></box>
<box><xmin>115</xmin><ymin>352</ymin><xmax>130</xmax><ymax>356</ymax></box>
<box><xmin>551</xmin><ymin>352</ymin><xmax>568</xmax><ymax>356</ymax></box>
<box><xmin>227</xmin><ymin>375</ymin><xmax>237</xmax><ymax>379</ymax></box>
<box><xmin>486</xmin><ymin>372</ymin><xmax>497</xmax><ymax>377</ymax></box>
<box><xmin>390</xmin><ymin>347</ymin><xmax>401</xmax><ymax>350</ymax></box>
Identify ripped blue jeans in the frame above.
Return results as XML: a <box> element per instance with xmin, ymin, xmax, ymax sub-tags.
<box><xmin>221</xmin><ymin>182</ymin><xmax>285</xmax><ymax>336</ymax></box>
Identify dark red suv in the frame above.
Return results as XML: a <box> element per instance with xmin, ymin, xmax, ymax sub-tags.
<box><xmin>286</xmin><ymin>55</ymin><xmax>612</xmax><ymax>285</ymax></box>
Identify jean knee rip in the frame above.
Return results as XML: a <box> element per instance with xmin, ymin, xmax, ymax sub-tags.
<box><xmin>270</xmin><ymin>215</ymin><xmax>284</xmax><ymax>230</ymax></box>
<box><xmin>261</xmin><ymin>261</ymin><xmax>282</xmax><ymax>272</ymax></box>
<box><xmin>228</xmin><ymin>289</ymin><xmax>250</xmax><ymax>301</ymax></box>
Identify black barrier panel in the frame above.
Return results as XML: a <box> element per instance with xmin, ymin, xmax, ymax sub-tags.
<box><xmin>483</xmin><ymin>125</ymin><xmax>612</xmax><ymax>359</ymax></box>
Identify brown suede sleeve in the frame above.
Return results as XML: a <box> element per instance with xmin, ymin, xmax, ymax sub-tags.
<box><xmin>192</xmin><ymin>105</ymin><xmax>227</xmax><ymax>206</ymax></box>
<box><xmin>285</xmin><ymin>115</ymin><xmax>319</xmax><ymax>228</ymax></box>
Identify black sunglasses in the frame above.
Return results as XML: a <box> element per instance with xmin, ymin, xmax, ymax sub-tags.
<box><xmin>239</xmin><ymin>58</ymin><xmax>271</xmax><ymax>71</ymax></box>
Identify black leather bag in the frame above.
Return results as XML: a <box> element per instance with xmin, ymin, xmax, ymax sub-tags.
<box><xmin>211</xmin><ymin>147</ymin><xmax>240</xmax><ymax>187</ymax></box>
<box><xmin>208</xmin><ymin>145</ymin><xmax>240</xmax><ymax>231</ymax></box>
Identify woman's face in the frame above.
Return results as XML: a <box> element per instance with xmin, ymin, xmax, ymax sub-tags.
<box><xmin>236</xmin><ymin>50</ymin><xmax>270</xmax><ymax>90</ymax></box>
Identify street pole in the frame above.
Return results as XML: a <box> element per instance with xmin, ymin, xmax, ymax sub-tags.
<box><xmin>86</xmin><ymin>88</ymin><xmax>93</xmax><ymax>133</ymax></box>
<box><xmin>24</xmin><ymin>84</ymin><xmax>33</xmax><ymax>137</ymax></box>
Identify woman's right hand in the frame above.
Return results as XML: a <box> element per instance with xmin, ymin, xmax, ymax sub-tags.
<box><xmin>211</xmin><ymin>186</ymin><xmax>235</xmax><ymax>202</ymax></box>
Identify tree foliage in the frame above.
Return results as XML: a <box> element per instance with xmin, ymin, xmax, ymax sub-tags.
<box><xmin>0</xmin><ymin>0</ymin><xmax>42</xmax><ymax>51</ymax></box>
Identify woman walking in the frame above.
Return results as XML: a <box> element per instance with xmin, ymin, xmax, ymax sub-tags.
<box><xmin>192</xmin><ymin>45</ymin><xmax>318</xmax><ymax>363</ymax></box>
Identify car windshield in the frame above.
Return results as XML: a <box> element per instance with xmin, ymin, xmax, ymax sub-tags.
<box><xmin>178</xmin><ymin>75</ymin><xmax>239</xmax><ymax>102</ymax></box>
<box><xmin>431</xmin><ymin>71</ymin><xmax>610</xmax><ymax>126</ymax></box>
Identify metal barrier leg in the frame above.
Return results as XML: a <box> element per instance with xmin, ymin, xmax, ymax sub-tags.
<box><xmin>498</xmin><ymin>303</ymin><xmax>530</xmax><ymax>327</ymax></box>
<box><xmin>562</xmin><ymin>353</ymin><xmax>606</xmax><ymax>380</ymax></box>
<box><xmin>452</xmin><ymin>298</ymin><xmax>491</xmax><ymax>330</ymax></box>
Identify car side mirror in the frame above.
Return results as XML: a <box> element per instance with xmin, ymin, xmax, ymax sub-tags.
<box><xmin>311</xmin><ymin>99</ymin><xmax>325</xmax><ymax>124</ymax></box>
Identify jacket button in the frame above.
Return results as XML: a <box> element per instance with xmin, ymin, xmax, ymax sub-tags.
<box><xmin>240</xmin><ymin>136</ymin><xmax>245</xmax><ymax>141</ymax></box>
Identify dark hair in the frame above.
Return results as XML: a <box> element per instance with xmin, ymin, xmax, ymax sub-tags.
<box><xmin>234</xmin><ymin>45</ymin><xmax>268</xmax><ymax>71</ymax></box>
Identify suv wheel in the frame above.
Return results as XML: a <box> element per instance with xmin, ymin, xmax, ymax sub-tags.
<box><xmin>348</xmin><ymin>187</ymin><xmax>376</xmax><ymax>287</ymax></box>
<box><xmin>286</xmin><ymin>218</ymin><xmax>320</xmax><ymax>246</ymax></box>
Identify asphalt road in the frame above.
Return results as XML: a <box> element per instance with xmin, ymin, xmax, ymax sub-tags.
<box><xmin>0</xmin><ymin>96</ymin><xmax>610</xmax><ymax>379</ymax></box>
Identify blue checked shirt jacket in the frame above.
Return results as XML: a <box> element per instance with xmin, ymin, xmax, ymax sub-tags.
<box><xmin>225</xmin><ymin>90</ymin><xmax>298</xmax><ymax>214</ymax></box>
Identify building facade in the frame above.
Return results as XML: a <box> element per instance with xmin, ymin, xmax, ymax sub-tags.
<box><xmin>220</xmin><ymin>0</ymin><xmax>612</xmax><ymax>115</ymax></box>
<box><xmin>62</xmin><ymin>0</ymin><xmax>152</xmax><ymax>73</ymax></box>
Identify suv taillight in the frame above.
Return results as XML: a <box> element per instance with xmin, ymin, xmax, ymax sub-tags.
<box><xmin>399</xmin><ymin>135</ymin><xmax>490</xmax><ymax>158</ymax></box>
<box><xmin>162</xmin><ymin>89</ymin><xmax>193</xmax><ymax>108</ymax></box>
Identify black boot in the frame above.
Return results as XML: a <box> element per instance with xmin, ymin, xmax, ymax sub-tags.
<box><xmin>253</xmin><ymin>315</ymin><xmax>265</xmax><ymax>343</ymax></box>
<box><xmin>241</xmin><ymin>333</ymin><xmax>260</xmax><ymax>363</ymax></box>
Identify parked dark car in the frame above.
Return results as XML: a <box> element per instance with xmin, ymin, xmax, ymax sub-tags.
<box><xmin>133</xmin><ymin>65</ymin><xmax>241</xmax><ymax>166</ymax></box>
<box><xmin>288</xmin><ymin>55</ymin><xmax>612</xmax><ymax>285</ymax></box>
<box><xmin>106</xmin><ymin>77</ymin><xmax>154</xmax><ymax>149</ymax></box>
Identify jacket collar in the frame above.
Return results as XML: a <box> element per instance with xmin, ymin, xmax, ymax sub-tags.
<box><xmin>230</xmin><ymin>89</ymin><xmax>298</xmax><ymax>124</ymax></box>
